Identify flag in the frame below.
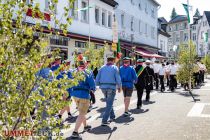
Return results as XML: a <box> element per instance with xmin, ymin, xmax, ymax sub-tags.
<box><xmin>76</xmin><ymin>5</ymin><xmax>94</xmax><ymax>11</ymax></box>
<box><xmin>182</xmin><ymin>4</ymin><xmax>190</xmax><ymax>23</ymax></box>
<box><xmin>116</xmin><ymin>38</ymin><xmax>122</xmax><ymax>59</ymax></box>
<box><xmin>203</xmin><ymin>32</ymin><xmax>208</xmax><ymax>42</ymax></box>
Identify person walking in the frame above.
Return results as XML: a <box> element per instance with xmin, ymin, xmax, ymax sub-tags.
<box><xmin>153</xmin><ymin>60</ymin><xmax>161</xmax><ymax>90</ymax></box>
<box><xmin>120</xmin><ymin>57</ymin><xmax>137</xmax><ymax>116</ymax></box>
<box><xmin>144</xmin><ymin>60</ymin><xmax>155</xmax><ymax>102</ymax></box>
<box><xmin>70</xmin><ymin>60</ymin><xmax>96</xmax><ymax>139</ymax></box>
<box><xmin>169</xmin><ymin>61</ymin><xmax>178</xmax><ymax>92</ymax></box>
<box><xmin>135</xmin><ymin>59</ymin><xmax>147</xmax><ymax>109</ymax></box>
<box><xmin>159</xmin><ymin>63</ymin><xmax>166</xmax><ymax>92</ymax></box>
<box><xmin>96</xmin><ymin>56</ymin><xmax>122</xmax><ymax>126</ymax></box>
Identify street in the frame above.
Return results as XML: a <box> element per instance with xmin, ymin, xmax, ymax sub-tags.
<box><xmin>58</xmin><ymin>78</ymin><xmax>210</xmax><ymax>140</ymax></box>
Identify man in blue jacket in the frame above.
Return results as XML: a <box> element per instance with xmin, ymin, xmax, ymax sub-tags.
<box><xmin>96</xmin><ymin>56</ymin><xmax>122</xmax><ymax>126</ymax></box>
<box><xmin>70</xmin><ymin>60</ymin><xmax>96</xmax><ymax>139</ymax></box>
<box><xmin>120</xmin><ymin>57</ymin><xmax>137</xmax><ymax>116</ymax></box>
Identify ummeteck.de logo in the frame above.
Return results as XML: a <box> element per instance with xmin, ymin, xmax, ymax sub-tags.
<box><xmin>2</xmin><ymin>130</ymin><xmax>63</xmax><ymax>137</ymax></box>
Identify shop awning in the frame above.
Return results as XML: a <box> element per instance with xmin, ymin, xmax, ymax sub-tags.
<box><xmin>136</xmin><ymin>48</ymin><xmax>165</xmax><ymax>58</ymax></box>
<box><xmin>121</xmin><ymin>45</ymin><xmax>164</xmax><ymax>59</ymax></box>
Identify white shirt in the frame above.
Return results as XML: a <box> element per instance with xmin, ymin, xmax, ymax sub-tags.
<box><xmin>159</xmin><ymin>66</ymin><xmax>166</xmax><ymax>76</ymax></box>
<box><xmin>170</xmin><ymin>65</ymin><xmax>178</xmax><ymax>75</ymax></box>
<box><xmin>153</xmin><ymin>63</ymin><xmax>161</xmax><ymax>73</ymax></box>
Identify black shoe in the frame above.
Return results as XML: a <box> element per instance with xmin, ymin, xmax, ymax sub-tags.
<box><xmin>109</xmin><ymin>118</ymin><xmax>116</xmax><ymax>122</ymax></box>
<box><xmin>71</xmin><ymin>131</ymin><xmax>81</xmax><ymax>139</ymax></box>
<box><xmin>123</xmin><ymin>112</ymin><xmax>132</xmax><ymax>117</ymax></box>
<box><xmin>84</xmin><ymin>125</ymin><xmax>91</xmax><ymax>132</ymax></box>
<box><xmin>101</xmin><ymin>122</ymin><xmax>110</xmax><ymax>126</ymax></box>
<box><xmin>136</xmin><ymin>105</ymin><xmax>142</xmax><ymax>109</ymax></box>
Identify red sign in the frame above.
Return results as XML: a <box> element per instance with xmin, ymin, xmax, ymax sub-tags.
<box><xmin>26</xmin><ymin>8</ymin><xmax>51</xmax><ymax>21</ymax></box>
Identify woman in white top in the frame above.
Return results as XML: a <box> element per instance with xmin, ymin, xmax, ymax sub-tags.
<box><xmin>159</xmin><ymin>63</ymin><xmax>166</xmax><ymax>92</ymax></box>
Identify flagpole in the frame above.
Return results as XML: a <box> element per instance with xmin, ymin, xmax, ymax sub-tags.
<box><xmin>88</xmin><ymin>0</ymin><xmax>90</xmax><ymax>48</ymax></box>
<box><xmin>187</xmin><ymin>0</ymin><xmax>193</xmax><ymax>97</ymax></box>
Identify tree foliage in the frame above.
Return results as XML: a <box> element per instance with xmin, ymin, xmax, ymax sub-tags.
<box><xmin>83</xmin><ymin>43</ymin><xmax>108</xmax><ymax>69</ymax></box>
<box><xmin>177</xmin><ymin>41</ymin><xmax>199</xmax><ymax>84</ymax></box>
<box><xmin>202</xmin><ymin>55</ymin><xmax>210</xmax><ymax>74</ymax></box>
<box><xmin>0</xmin><ymin>0</ymin><xmax>84</xmax><ymax>139</ymax></box>
<box><xmin>171</xmin><ymin>8</ymin><xmax>178</xmax><ymax>19</ymax></box>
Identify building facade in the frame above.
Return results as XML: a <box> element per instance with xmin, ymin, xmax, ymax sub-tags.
<box><xmin>114</xmin><ymin>0</ymin><xmax>162</xmax><ymax>59</ymax></box>
<box><xmin>24</xmin><ymin>0</ymin><xmax>118</xmax><ymax>63</ymax></box>
<box><xmin>197</xmin><ymin>11</ymin><xmax>210</xmax><ymax>57</ymax></box>
<box><xmin>167</xmin><ymin>15</ymin><xmax>189</xmax><ymax>58</ymax></box>
<box><xmin>158</xmin><ymin>17</ymin><xmax>170</xmax><ymax>57</ymax></box>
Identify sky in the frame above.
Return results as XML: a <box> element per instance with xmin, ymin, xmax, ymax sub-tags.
<box><xmin>157</xmin><ymin>0</ymin><xmax>210</xmax><ymax>22</ymax></box>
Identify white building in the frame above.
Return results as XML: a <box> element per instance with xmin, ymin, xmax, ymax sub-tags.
<box><xmin>24</xmin><ymin>0</ymin><xmax>118</xmax><ymax>63</ymax></box>
<box><xmin>197</xmin><ymin>11</ymin><xmax>210</xmax><ymax>57</ymax></box>
<box><xmin>114</xmin><ymin>0</ymin><xmax>162</xmax><ymax>59</ymax></box>
<box><xmin>158</xmin><ymin>17</ymin><xmax>170</xmax><ymax>57</ymax></box>
<box><xmin>167</xmin><ymin>15</ymin><xmax>189</xmax><ymax>58</ymax></box>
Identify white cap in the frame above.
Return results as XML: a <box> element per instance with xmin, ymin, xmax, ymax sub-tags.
<box><xmin>145</xmin><ymin>60</ymin><xmax>151</xmax><ymax>63</ymax></box>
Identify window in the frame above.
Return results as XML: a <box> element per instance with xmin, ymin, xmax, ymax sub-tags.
<box><xmin>131</xmin><ymin>17</ymin><xmax>134</xmax><ymax>31</ymax></box>
<box><xmin>45</xmin><ymin>0</ymin><xmax>49</xmax><ymax>10</ymax></box>
<box><xmin>193</xmin><ymin>33</ymin><xmax>196</xmax><ymax>41</ymax></box>
<box><xmin>139</xmin><ymin>0</ymin><xmax>142</xmax><ymax>10</ymax></box>
<box><xmin>50</xmin><ymin>37</ymin><xmax>69</xmax><ymax>46</ymax></box>
<box><xmin>108</xmin><ymin>12</ymin><xmax>112</xmax><ymax>28</ymax></box>
<box><xmin>151</xmin><ymin>26</ymin><xmax>155</xmax><ymax>39</ymax></box>
<box><xmin>75</xmin><ymin>41</ymin><xmax>86</xmax><ymax>48</ymax></box>
<box><xmin>151</xmin><ymin>8</ymin><xmax>155</xmax><ymax>18</ymax></box>
<box><xmin>184</xmin><ymin>22</ymin><xmax>187</xmax><ymax>29</ymax></box>
<box><xmin>95</xmin><ymin>7</ymin><xmax>100</xmax><ymax>24</ymax></box>
<box><xmin>145</xmin><ymin>2</ymin><xmax>148</xmax><ymax>14</ymax></box>
<box><xmin>201</xmin><ymin>31</ymin><xmax>204</xmax><ymax>39</ymax></box>
<box><xmin>184</xmin><ymin>33</ymin><xmax>188</xmax><ymax>41</ymax></box>
<box><xmin>81</xmin><ymin>1</ymin><xmax>88</xmax><ymax>22</ymax></box>
<box><xmin>175</xmin><ymin>24</ymin><xmax>178</xmax><ymax>31</ymax></box>
<box><xmin>26</xmin><ymin>0</ymin><xmax>31</xmax><ymax>5</ymax></box>
<box><xmin>121</xmin><ymin>14</ymin><xmax>125</xmax><ymax>28</ymax></box>
<box><xmin>208</xmin><ymin>44</ymin><xmax>210</xmax><ymax>50</ymax></box>
<box><xmin>192</xmin><ymin>26</ymin><xmax>196</xmax><ymax>30</ymax></box>
<box><xmin>139</xmin><ymin>20</ymin><xmax>141</xmax><ymax>33</ymax></box>
<box><xmin>176</xmin><ymin>34</ymin><xmax>180</xmax><ymax>42</ymax></box>
<box><xmin>102</xmin><ymin>10</ymin><xmax>107</xmax><ymax>26</ymax></box>
<box><xmin>52</xmin><ymin>2</ymin><xmax>57</xmax><ymax>14</ymax></box>
<box><xmin>131</xmin><ymin>0</ymin><xmax>134</xmax><ymax>5</ymax></box>
<box><xmin>203</xmin><ymin>21</ymin><xmax>205</xmax><ymax>27</ymax></box>
<box><xmin>145</xmin><ymin>23</ymin><xmax>147</xmax><ymax>35</ymax></box>
<box><xmin>69</xmin><ymin>1</ymin><xmax>78</xmax><ymax>19</ymax></box>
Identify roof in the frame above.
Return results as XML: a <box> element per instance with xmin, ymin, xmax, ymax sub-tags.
<box><xmin>158</xmin><ymin>17</ymin><xmax>168</xmax><ymax>24</ymax></box>
<box><xmin>158</xmin><ymin>29</ymin><xmax>170</xmax><ymax>37</ymax></box>
<box><xmin>204</xmin><ymin>11</ymin><xmax>210</xmax><ymax>26</ymax></box>
<box><xmin>151</xmin><ymin>0</ymin><xmax>160</xmax><ymax>6</ymax></box>
<box><xmin>168</xmin><ymin>15</ymin><xmax>188</xmax><ymax>24</ymax></box>
<box><xmin>100</xmin><ymin>0</ymin><xmax>118</xmax><ymax>7</ymax></box>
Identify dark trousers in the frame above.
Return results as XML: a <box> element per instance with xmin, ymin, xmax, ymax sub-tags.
<box><xmin>200</xmin><ymin>71</ymin><xmax>205</xmax><ymax>83</ymax></box>
<box><xmin>170</xmin><ymin>75</ymin><xmax>176</xmax><ymax>91</ymax></box>
<box><xmin>166</xmin><ymin>75</ymin><xmax>170</xmax><ymax>86</ymax></box>
<box><xmin>136</xmin><ymin>88</ymin><xmax>144</xmax><ymax>107</ymax></box>
<box><xmin>145</xmin><ymin>89</ymin><xmax>151</xmax><ymax>101</ymax></box>
<box><xmin>154</xmin><ymin>73</ymin><xmax>159</xmax><ymax>89</ymax></box>
<box><xmin>159</xmin><ymin>75</ymin><xmax>165</xmax><ymax>91</ymax></box>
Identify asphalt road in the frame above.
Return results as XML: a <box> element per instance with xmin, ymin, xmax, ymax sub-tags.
<box><xmin>59</xmin><ymin>78</ymin><xmax>210</xmax><ymax>140</ymax></box>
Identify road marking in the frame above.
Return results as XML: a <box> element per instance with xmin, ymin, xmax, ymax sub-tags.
<box><xmin>61</xmin><ymin>91</ymin><xmax>158</xmax><ymax>135</ymax></box>
<box><xmin>187</xmin><ymin>103</ymin><xmax>210</xmax><ymax>118</ymax></box>
<box><xmin>197</xmin><ymin>89</ymin><xmax>210</xmax><ymax>91</ymax></box>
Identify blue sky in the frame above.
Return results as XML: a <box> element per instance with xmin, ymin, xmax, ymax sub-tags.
<box><xmin>157</xmin><ymin>0</ymin><xmax>210</xmax><ymax>22</ymax></box>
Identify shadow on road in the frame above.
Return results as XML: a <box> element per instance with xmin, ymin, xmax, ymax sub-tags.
<box><xmin>143</xmin><ymin>101</ymin><xmax>156</xmax><ymax>105</ymax></box>
<box><xmin>88</xmin><ymin>125</ymin><xmax>117</xmax><ymax>135</ymax></box>
<box><xmin>130</xmin><ymin>108</ymin><xmax>149</xmax><ymax>114</ymax></box>
<box><xmin>114</xmin><ymin>115</ymin><xmax>134</xmax><ymax>125</ymax></box>
<box><xmin>178</xmin><ymin>92</ymin><xmax>200</xmax><ymax>97</ymax></box>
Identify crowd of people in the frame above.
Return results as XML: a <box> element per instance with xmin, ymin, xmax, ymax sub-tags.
<box><xmin>33</xmin><ymin>56</ymin><xmax>207</xmax><ymax>139</ymax></box>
